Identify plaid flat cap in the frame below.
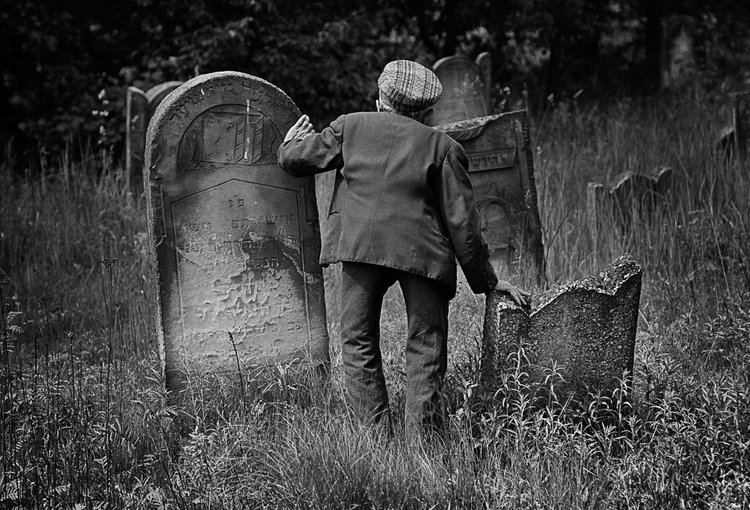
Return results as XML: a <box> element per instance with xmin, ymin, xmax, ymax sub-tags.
<box><xmin>377</xmin><ymin>60</ymin><xmax>443</xmax><ymax>113</ymax></box>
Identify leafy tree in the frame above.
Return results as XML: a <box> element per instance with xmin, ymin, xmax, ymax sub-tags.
<box><xmin>2</xmin><ymin>0</ymin><xmax>750</xmax><ymax>170</ymax></box>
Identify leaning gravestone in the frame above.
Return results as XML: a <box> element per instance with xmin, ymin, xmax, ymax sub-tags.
<box><xmin>587</xmin><ymin>166</ymin><xmax>673</xmax><ymax>240</ymax></box>
<box><xmin>126</xmin><ymin>81</ymin><xmax>183</xmax><ymax>186</ymax></box>
<box><xmin>145</xmin><ymin>72</ymin><xmax>329</xmax><ymax>391</ymax></box>
<box><xmin>660</xmin><ymin>15</ymin><xmax>696</xmax><ymax>90</ymax></box>
<box><xmin>427</xmin><ymin>54</ymin><xmax>545</xmax><ymax>283</ymax></box>
<box><xmin>482</xmin><ymin>255</ymin><xmax>641</xmax><ymax>397</ymax></box>
<box><xmin>434</xmin><ymin>111</ymin><xmax>546</xmax><ymax>283</ymax></box>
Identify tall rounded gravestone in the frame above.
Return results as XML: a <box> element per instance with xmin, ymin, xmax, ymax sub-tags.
<box><xmin>145</xmin><ymin>72</ymin><xmax>329</xmax><ymax>391</ymax></box>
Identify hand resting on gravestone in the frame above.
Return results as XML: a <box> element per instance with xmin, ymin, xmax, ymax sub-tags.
<box><xmin>493</xmin><ymin>279</ymin><xmax>530</xmax><ymax>306</ymax></box>
<box><xmin>284</xmin><ymin>115</ymin><xmax>315</xmax><ymax>142</ymax></box>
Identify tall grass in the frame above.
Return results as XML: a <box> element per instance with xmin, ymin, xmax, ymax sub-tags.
<box><xmin>1</xmin><ymin>91</ymin><xmax>749</xmax><ymax>508</ymax></box>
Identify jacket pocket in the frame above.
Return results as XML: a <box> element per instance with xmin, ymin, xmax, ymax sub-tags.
<box><xmin>328</xmin><ymin>170</ymin><xmax>345</xmax><ymax>217</ymax></box>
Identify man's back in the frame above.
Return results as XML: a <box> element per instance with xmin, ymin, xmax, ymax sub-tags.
<box><xmin>279</xmin><ymin>110</ymin><xmax>494</xmax><ymax>296</ymax></box>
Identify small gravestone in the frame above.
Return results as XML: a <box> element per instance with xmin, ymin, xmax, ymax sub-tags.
<box><xmin>145</xmin><ymin>72</ymin><xmax>329</xmax><ymax>391</ymax></box>
<box><xmin>587</xmin><ymin>166</ymin><xmax>673</xmax><ymax>240</ymax></box>
<box><xmin>426</xmin><ymin>53</ymin><xmax>492</xmax><ymax>127</ymax></box>
<box><xmin>125</xmin><ymin>81</ymin><xmax>183</xmax><ymax>185</ymax></box>
<box><xmin>434</xmin><ymin>111</ymin><xmax>545</xmax><ymax>283</ymax></box>
<box><xmin>660</xmin><ymin>15</ymin><xmax>696</xmax><ymax>90</ymax></box>
<box><xmin>482</xmin><ymin>255</ymin><xmax>641</xmax><ymax>397</ymax></box>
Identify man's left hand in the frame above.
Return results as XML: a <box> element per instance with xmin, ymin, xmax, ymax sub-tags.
<box><xmin>284</xmin><ymin>115</ymin><xmax>315</xmax><ymax>142</ymax></box>
<box><xmin>494</xmin><ymin>279</ymin><xmax>531</xmax><ymax>306</ymax></box>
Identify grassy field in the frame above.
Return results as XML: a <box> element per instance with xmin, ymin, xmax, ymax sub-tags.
<box><xmin>1</xmin><ymin>91</ymin><xmax>749</xmax><ymax>509</ymax></box>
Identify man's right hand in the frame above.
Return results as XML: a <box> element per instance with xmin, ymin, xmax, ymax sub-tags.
<box><xmin>494</xmin><ymin>279</ymin><xmax>531</xmax><ymax>306</ymax></box>
<box><xmin>284</xmin><ymin>115</ymin><xmax>315</xmax><ymax>142</ymax></box>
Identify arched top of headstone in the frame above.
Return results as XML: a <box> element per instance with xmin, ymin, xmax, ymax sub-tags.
<box><xmin>427</xmin><ymin>54</ymin><xmax>492</xmax><ymax>127</ymax></box>
<box><xmin>127</xmin><ymin>86</ymin><xmax>148</xmax><ymax>103</ymax></box>
<box><xmin>146</xmin><ymin>72</ymin><xmax>301</xmax><ymax>186</ymax></box>
<box><xmin>146</xmin><ymin>81</ymin><xmax>184</xmax><ymax>116</ymax></box>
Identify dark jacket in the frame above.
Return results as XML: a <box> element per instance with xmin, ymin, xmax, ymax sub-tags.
<box><xmin>277</xmin><ymin>111</ymin><xmax>498</xmax><ymax>297</ymax></box>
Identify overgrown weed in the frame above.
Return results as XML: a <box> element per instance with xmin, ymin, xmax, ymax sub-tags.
<box><xmin>1</xmin><ymin>93</ymin><xmax>749</xmax><ymax>508</ymax></box>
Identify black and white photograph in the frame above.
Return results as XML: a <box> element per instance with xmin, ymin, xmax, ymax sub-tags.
<box><xmin>1</xmin><ymin>0</ymin><xmax>748</xmax><ymax>508</ymax></box>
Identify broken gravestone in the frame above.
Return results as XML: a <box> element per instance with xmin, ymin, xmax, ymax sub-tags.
<box><xmin>126</xmin><ymin>81</ymin><xmax>183</xmax><ymax>186</ymax></box>
<box><xmin>145</xmin><ymin>72</ymin><xmax>329</xmax><ymax>391</ymax></box>
<box><xmin>482</xmin><ymin>254</ymin><xmax>641</xmax><ymax>398</ymax></box>
<box><xmin>426</xmin><ymin>53</ymin><xmax>492</xmax><ymax>127</ymax></box>
<box><xmin>433</xmin><ymin>111</ymin><xmax>546</xmax><ymax>283</ymax></box>
<box><xmin>660</xmin><ymin>15</ymin><xmax>696</xmax><ymax>91</ymax></box>
<box><xmin>587</xmin><ymin>166</ymin><xmax>673</xmax><ymax>241</ymax></box>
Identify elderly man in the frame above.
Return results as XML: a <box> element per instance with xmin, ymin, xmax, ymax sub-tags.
<box><xmin>278</xmin><ymin>60</ymin><xmax>528</xmax><ymax>440</ymax></box>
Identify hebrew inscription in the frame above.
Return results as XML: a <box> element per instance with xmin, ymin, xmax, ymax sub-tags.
<box><xmin>145</xmin><ymin>72</ymin><xmax>328</xmax><ymax>391</ymax></box>
<box><xmin>434</xmin><ymin>111</ymin><xmax>545</xmax><ymax>283</ymax></box>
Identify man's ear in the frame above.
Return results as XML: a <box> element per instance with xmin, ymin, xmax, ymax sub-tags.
<box><xmin>416</xmin><ymin>107</ymin><xmax>433</xmax><ymax>125</ymax></box>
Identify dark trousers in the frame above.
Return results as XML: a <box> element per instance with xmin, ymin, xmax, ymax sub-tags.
<box><xmin>340</xmin><ymin>262</ymin><xmax>450</xmax><ymax>441</ymax></box>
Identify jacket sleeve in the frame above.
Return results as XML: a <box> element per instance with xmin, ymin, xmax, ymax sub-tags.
<box><xmin>277</xmin><ymin>115</ymin><xmax>345</xmax><ymax>177</ymax></box>
<box><xmin>437</xmin><ymin>142</ymin><xmax>499</xmax><ymax>294</ymax></box>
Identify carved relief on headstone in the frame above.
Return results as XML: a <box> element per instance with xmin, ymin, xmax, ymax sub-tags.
<box><xmin>145</xmin><ymin>72</ymin><xmax>328</xmax><ymax>391</ymax></box>
<box><xmin>435</xmin><ymin>111</ymin><xmax>546</xmax><ymax>283</ymax></box>
<box><xmin>426</xmin><ymin>53</ymin><xmax>492</xmax><ymax>126</ymax></box>
<box><xmin>587</xmin><ymin>166</ymin><xmax>673</xmax><ymax>240</ymax></box>
<box><xmin>660</xmin><ymin>15</ymin><xmax>696</xmax><ymax>90</ymax></box>
<box><xmin>125</xmin><ymin>81</ymin><xmax>183</xmax><ymax>185</ymax></box>
<box><xmin>482</xmin><ymin>255</ymin><xmax>641</xmax><ymax>397</ymax></box>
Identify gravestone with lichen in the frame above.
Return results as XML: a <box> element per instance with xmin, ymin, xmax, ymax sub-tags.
<box><xmin>482</xmin><ymin>255</ymin><xmax>641</xmax><ymax>397</ymax></box>
<box><xmin>145</xmin><ymin>72</ymin><xmax>329</xmax><ymax>391</ymax></box>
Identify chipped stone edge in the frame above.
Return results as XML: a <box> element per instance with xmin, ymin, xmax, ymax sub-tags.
<box><xmin>434</xmin><ymin>109</ymin><xmax>526</xmax><ymax>141</ymax></box>
<box><xmin>492</xmin><ymin>254</ymin><xmax>642</xmax><ymax>315</ymax></box>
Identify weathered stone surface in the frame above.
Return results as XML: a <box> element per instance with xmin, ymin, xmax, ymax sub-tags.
<box><xmin>587</xmin><ymin>167</ymin><xmax>673</xmax><ymax>238</ymax></box>
<box><xmin>482</xmin><ymin>255</ymin><xmax>641</xmax><ymax>397</ymax></box>
<box><xmin>145</xmin><ymin>72</ymin><xmax>328</xmax><ymax>391</ymax></box>
<box><xmin>435</xmin><ymin>111</ymin><xmax>545</xmax><ymax>283</ymax></box>
<box><xmin>661</xmin><ymin>15</ymin><xmax>696</xmax><ymax>90</ymax></box>
<box><xmin>125</xmin><ymin>82</ymin><xmax>183</xmax><ymax>185</ymax></box>
<box><xmin>426</xmin><ymin>54</ymin><xmax>492</xmax><ymax>126</ymax></box>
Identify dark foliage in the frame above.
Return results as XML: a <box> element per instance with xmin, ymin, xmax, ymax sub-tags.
<box><xmin>1</xmin><ymin>0</ymin><xmax>750</xmax><ymax>169</ymax></box>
